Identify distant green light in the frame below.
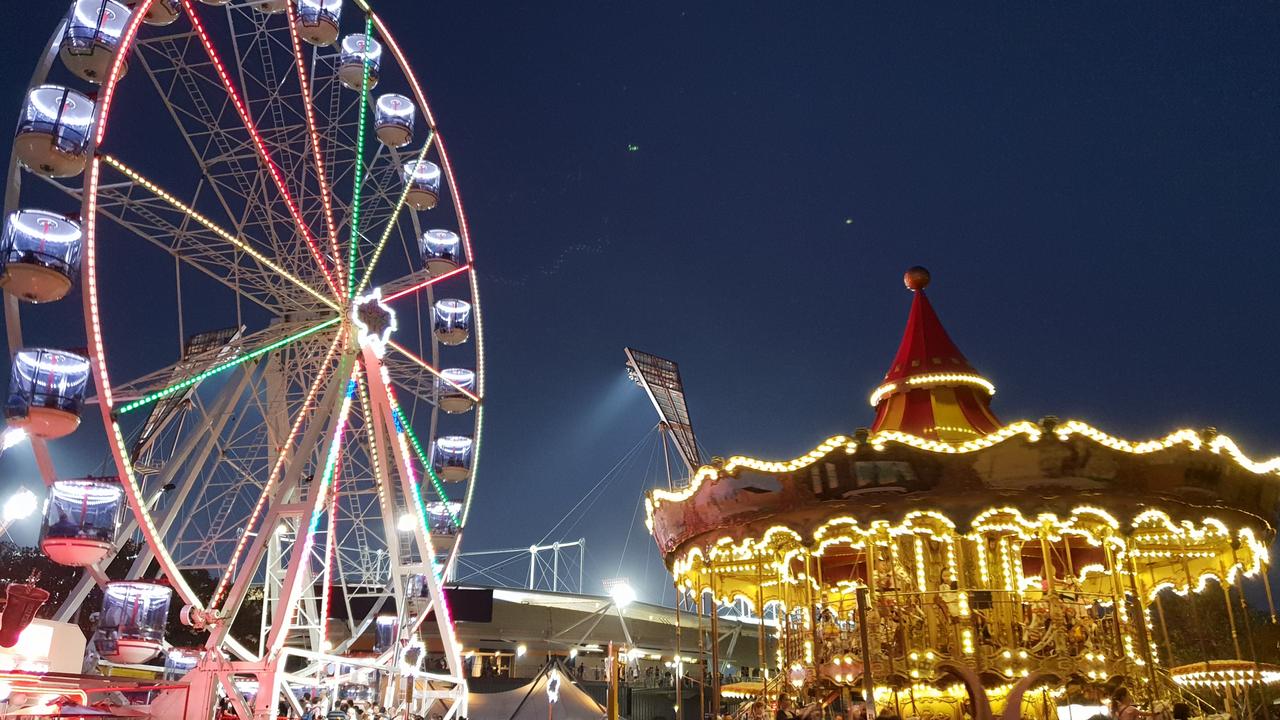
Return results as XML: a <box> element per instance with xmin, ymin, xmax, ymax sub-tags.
<box><xmin>391</xmin><ymin>402</ymin><xmax>459</xmax><ymax>526</ymax></box>
<box><xmin>627</xmin><ymin>144</ymin><xmax>640</xmax><ymax>152</ymax></box>
<box><xmin>347</xmin><ymin>15</ymin><xmax>374</xmax><ymax>301</ymax></box>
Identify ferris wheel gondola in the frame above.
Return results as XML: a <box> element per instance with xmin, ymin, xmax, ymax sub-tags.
<box><xmin>4</xmin><ymin>0</ymin><xmax>485</xmax><ymax>716</ymax></box>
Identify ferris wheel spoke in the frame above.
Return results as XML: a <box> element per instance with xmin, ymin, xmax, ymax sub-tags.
<box><xmin>354</xmin><ymin>134</ymin><xmax>434</xmax><ymax>295</ymax></box>
<box><xmin>203</xmin><ymin>325</ymin><xmax>337</xmax><ymax>604</ymax></box>
<box><xmin>263</xmin><ymin>360</ymin><xmax>360</xmax><ymax>655</ymax></box>
<box><xmin>343</xmin><ymin>14</ymin><xmax>376</xmax><ymax>301</ymax></box>
<box><xmin>282</xmin><ymin>1</ymin><xmax>343</xmax><ymax>294</ymax></box>
<box><xmin>381</xmin><ymin>264</ymin><xmax>470</xmax><ymax>302</ymax></box>
<box><xmin>386</xmin><ymin>340</ymin><xmax>481</xmax><ymax>404</ymax></box>
<box><xmin>100</xmin><ymin>154</ymin><xmax>340</xmax><ymax>312</ymax></box>
<box><xmin>131</xmin><ymin>32</ymin><xmax>323</xmax><ymax>285</ymax></box>
<box><xmin>113</xmin><ymin>315</ymin><xmax>340</xmax><ymax>416</ymax></box>
<box><xmin>177</xmin><ymin>0</ymin><xmax>343</xmax><ymax>300</ymax></box>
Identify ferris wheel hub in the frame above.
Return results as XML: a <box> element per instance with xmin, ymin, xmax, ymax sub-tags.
<box><xmin>351</xmin><ymin>287</ymin><xmax>397</xmax><ymax>357</ymax></box>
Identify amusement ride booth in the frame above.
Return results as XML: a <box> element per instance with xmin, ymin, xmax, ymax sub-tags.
<box><xmin>645</xmin><ymin>268</ymin><xmax>1280</xmax><ymax>720</ymax></box>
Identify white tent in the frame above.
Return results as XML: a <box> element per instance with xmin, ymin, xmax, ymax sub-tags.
<box><xmin>468</xmin><ymin>660</ymin><xmax>605</xmax><ymax>720</ymax></box>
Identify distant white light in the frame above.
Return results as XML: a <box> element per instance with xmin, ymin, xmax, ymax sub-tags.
<box><xmin>516</xmin><ymin>643</ymin><xmax>527</xmax><ymax>657</ymax></box>
<box><xmin>1</xmin><ymin>427</ymin><xmax>27</xmax><ymax>452</ymax></box>
<box><xmin>569</xmin><ymin>648</ymin><xmax>578</xmax><ymax>659</ymax></box>
<box><xmin>608</xmin><ymin>582</ymin><xmax>636</xmax><ymax>609</ymax></box>
<box><xmin>397</xmin><ymin>513</ymin><xmax>416</xmax><ymax>532</ymax></box>
<box><xmin>3</xmin><ymin>487</ymin><xmax>38</xmax><ymax>523</ymax></box>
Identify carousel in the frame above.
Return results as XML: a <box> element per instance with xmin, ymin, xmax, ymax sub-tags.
<box><xmin>645</xmin><ymin>267</ymin><xmax>1280</xmax><ymax>720</ymax></box>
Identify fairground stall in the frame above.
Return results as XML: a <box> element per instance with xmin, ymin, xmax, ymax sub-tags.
<box><xmin>646</xmin><ymin>268</ymin><xmax>1280</xmax><ymax>720</ymax></box>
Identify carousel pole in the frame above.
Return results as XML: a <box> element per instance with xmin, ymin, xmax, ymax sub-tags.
<box><xmin>1037</xmin><ymin>525</ymin><xmax>1055</xmax><ymax>594</ymax></box>
<box><xmin>1215</xmin><ymin>565</ymin><xmax>1253</xmax><ymax>720</ymax></box>
<box><xmin>698</xmin><ymin>577</ymin><xmax>706</xmax><ymax>719</ymax></box>
<box><xmin>813</xmin><ymin>550</ymin><xmax>824</xmax><ymax>664</ymax></box>
<box><xmin>1263</xmin><ymin>569</ymin><xmax>1278</xmax><ymax>625</ymax></box>
<box><xmin>1229</xmin><ymin>540</ymin><xmax>1271</xmax><ymax>711</ymax></box>
<box><xmin>1177</xmin><ymin>544</ymin><xmax>1212</xmax><ymax>663</ymax></box>
<box><xmin>1124</xmin><ymin>551</ymin><xmax>1159</xmax><ymax>701</ymax></box>
<box><xmin>757</xmin><ymin>559</ymin><xmax>767</xmax><ymax>685</ymax></box>
<box><xmin>884</xmin><ymin>530</ymin><xmax>901</xmax><ymax>675</ymax></box>
<box><xmin>1217</xmin><ymin>565</ymin><xmax>1244</xmax><ymax>660</ymax></box>
<box><xmin>1101</xmin><ymin>536</ymin><xmax>1128</xmax><ymax>657</ymax></box>
<box><xmin>710</xmin><ymin>559</ymin><xmax>722</xmax><ymax>717</ymax></box>
<box><xmin>804</xmin><ymin>550</ymin><xmax>816</xmax><ymax>667</ymax></box>
<box><xmin>1152</xmin><ymin>591</ymin><xmax>1174</xmax><ymax>667</ymax></box>
<box><xmin>675</xmin><ymin>582</ymin><xmax>684</xmax><ymax>720</ymax></box>
<box><xmin>856</xmin><ymin>586</ymin><xmax>877</xmax><ymax>720</ymax></box>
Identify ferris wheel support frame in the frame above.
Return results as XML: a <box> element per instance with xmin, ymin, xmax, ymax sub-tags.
<box><xmin>362</xmin><ymin>340</ymin><xmax>468</xmax><ymax>717</ymax></box>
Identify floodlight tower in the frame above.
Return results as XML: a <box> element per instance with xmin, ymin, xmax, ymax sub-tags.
<box><xmin>623</xmin><ymin>348</ymin><xmax>702</xmax><ymax>487</ymax></box>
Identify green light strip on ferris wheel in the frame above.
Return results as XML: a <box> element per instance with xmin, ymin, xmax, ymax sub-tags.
<box><xmin>346</xmin><ymin>15</ymin><xmax>374</xmax><ymax>301</ymax></box>
<box><xmin>355</xmin><ymin>130</ymin><xmax>434</xmax><ymax>297</ymax></box>
<box><xmin>390</xmin><ymin>403</ymin><xmax>459</xmax><ymax>526</ymax></box>
<box><xmin>114</xmin><ymin>316</ymin><xmax>341</xmax><ymax>416</ymax></box>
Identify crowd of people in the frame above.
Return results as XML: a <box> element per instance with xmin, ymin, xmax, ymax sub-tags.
<box><xmin>213</xmin><ymin>694</ymin><xmax>419</xmax><ymax>720</ymax></box>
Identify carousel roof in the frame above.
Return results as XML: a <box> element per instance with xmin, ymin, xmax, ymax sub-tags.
<box><xmin>870</xmin><ymin>266</ymin><xmax>1000</xmax><ymax>441</ymax></box>
<box><xmin>645</xmin><ymin>266</ymin><xmax>1280</xmax><ymax>563</ymax></box>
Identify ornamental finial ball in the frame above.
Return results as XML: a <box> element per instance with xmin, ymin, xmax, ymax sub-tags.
<box><xmin>903</xmin><ymin>266</ymin><xmax>931</xmax><ymax>291</ymax></box>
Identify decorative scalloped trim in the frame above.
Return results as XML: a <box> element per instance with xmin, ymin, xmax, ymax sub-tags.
<box><xmin>670</xmin><ymin>508</ymin><xmax>1268</xmax><ymax>604</ymax></box>
<box><xmin>647</xmin><ymin>420</ymin><xmax>1280</xmax><ymax>519</ymax></box>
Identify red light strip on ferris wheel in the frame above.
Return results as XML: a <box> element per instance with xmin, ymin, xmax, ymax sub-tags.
<box><xmin>80</xmin><ymin>0</ymin><xmax>212</xmax><ymax>613</ymax></box>
<box><xmin>178</xmin><ymin>0</ymin><xmax>342</xmax><ymax>300</ymax></box>
<box><xmin>284</xmin><ymin>0</ymin><xmax>343</xmax><ymax>293</ymax></box>
<box><xmin>382</xmin><ymin>264</ymin><xmax>470</xmax><ymax>302</ymax></box>
<box><xmin>92</xmin><ymin>0</ymin><xmax>151</xmax><ymax>146</ymax></box>
<box><xmin>83</xmin><ymin>0</ymin><xmax>155</xmax><ymax>408</ymax></box>
<box><xmin>209</xmin><ymin>329</ymin><xmax>345</xmax><ymax>610</ymax></box>
<box><xmin>386</xmin><ymin>340</ymin><xmax>481</xmax><ymax>403</ymax></box>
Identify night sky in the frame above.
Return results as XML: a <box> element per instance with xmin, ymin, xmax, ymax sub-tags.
<box><xmin>2</xmin><ymin>3</ymin><xmax>1280</xmax><ymax>605</ymax></box>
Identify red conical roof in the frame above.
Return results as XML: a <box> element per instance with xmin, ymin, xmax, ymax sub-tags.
<box><xmin>869</xmin><ymin>267</ymin><xmax>1000</xmax><ymax>441</ymax></box>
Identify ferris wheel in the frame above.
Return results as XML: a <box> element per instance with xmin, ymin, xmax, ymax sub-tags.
<box><xmin>2</xmin><ymin>0</ymin><xmax>483</xmax><ymax>716</ymax></box>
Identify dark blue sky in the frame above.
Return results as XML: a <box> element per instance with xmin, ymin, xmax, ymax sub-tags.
<box><xmin>3</xmin><ymin>2</ymin><xmax>1280</xmax><ymax>604</ymax></box>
